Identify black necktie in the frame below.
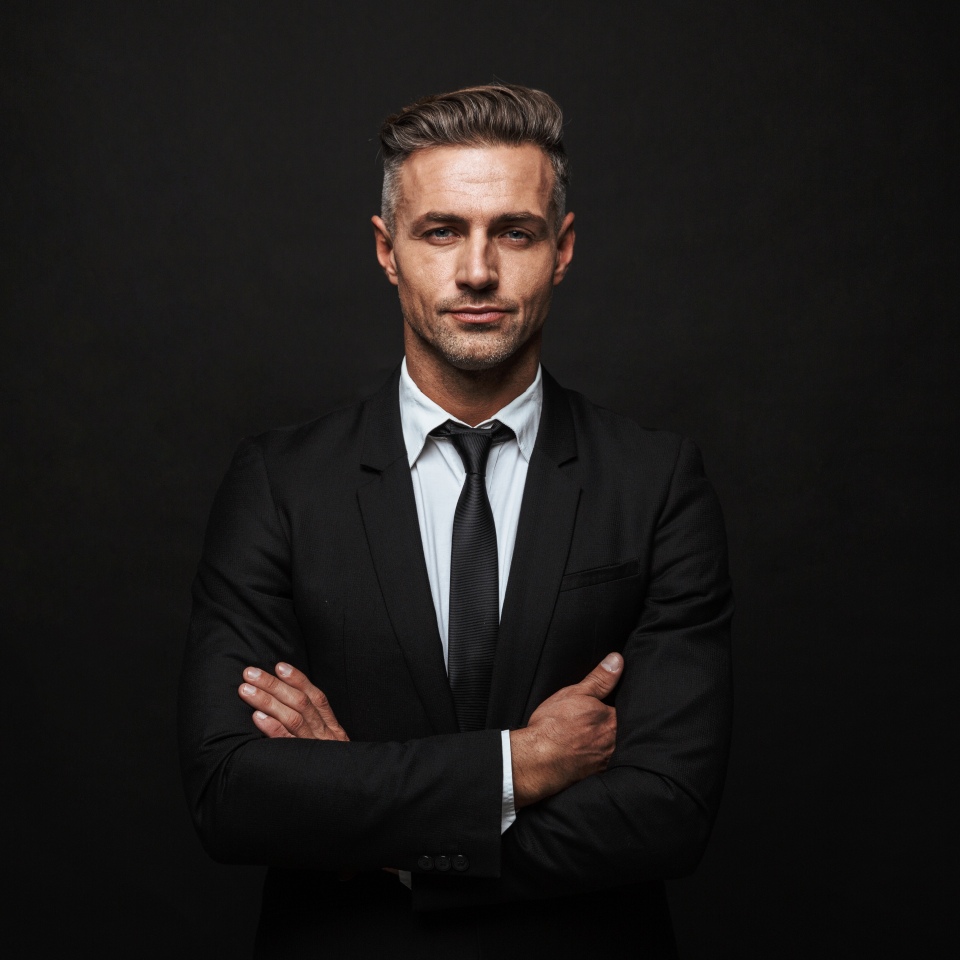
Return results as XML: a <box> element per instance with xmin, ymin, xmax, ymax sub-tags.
<box><xmin>430</xmin><ymin>419</ymin><xmax>514</xmax><ymax>731</ymax></box>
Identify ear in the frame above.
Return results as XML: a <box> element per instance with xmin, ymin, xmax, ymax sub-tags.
<box><xmin>552</xmin><ymin>212</ymin><xmax>575</xmax><ymax>285</ymax></box>
<box><xmin>372</xmin><ymin>215</ymin><xmax>399</xmax><ymax>286</ymax></box>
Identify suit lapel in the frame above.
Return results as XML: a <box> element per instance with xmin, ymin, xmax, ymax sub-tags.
<box><xmin>486</xmin><ymin>371</ymin><xmax>581</xmax><ymax>729</ymax></box>
<box><xmin>356</xmin><ymin>370</ymin><xmax>458</xmax><ymax>734</ymax></box>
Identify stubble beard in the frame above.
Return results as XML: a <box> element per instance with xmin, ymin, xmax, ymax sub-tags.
<box><xmin>403</xmin><ymin>294</ymin><xmax>550</xmax><ymax>373</ymax></box>
<box><xmin>411</xmin><ymin>317</ymin><xmax>525</xmax><ymax>371</ymax></box>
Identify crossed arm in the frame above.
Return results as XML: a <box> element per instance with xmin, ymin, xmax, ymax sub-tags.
<box><xmin>238</xmin><ymin>653</ymin><xmax>624</xmax><ymax>810</ymax></box>
<box><xmin>181</xmin><ymin>435</ymin><xmax>732</xmax><ymax>907</ymax></box>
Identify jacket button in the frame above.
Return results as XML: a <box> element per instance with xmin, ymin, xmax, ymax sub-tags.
<box><xmin>435</xmin><ymin>855</ymin><xmax>451</xmax><ymax>871</ymax></box>
<box><xmin>453</xmin><ymin>854</ymin><xmax>469</xmax><ymax>872</ymax></box>
<box><xmin>417</xmin><ymin>855</ymin><xmax>434</xmax><ymax>871</ymax></box>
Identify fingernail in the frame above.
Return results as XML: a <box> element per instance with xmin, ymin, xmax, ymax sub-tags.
<box><xmin>601</xmin><ymin>653</ymin><xmax>622</xmax><ymax>673</ymax></box>
<box><xmin>241</xmin><ymin>684</ymin><xmax>257</xmax><ymax>696</ymax></box>
<box><xmin>276</xmin><ymin>663</ymin><xmax>292</xmax><ymax>678</ymax></box>
<box><xmin>245</xmin><ymin>667</ymin><xmax>261</xmax><ymax>680</ymax></box>
<box><xmin>254</xmin><ymin>711</ymin><xmax>268</xmax><ymax>720</ymax></box>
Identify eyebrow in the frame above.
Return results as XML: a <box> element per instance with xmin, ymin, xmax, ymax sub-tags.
<box><xmin>411</xmin><ymin>211</ymin><xmax>550</xmax><ymax>232</ymax></box>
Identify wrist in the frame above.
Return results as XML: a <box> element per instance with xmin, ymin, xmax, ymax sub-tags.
<box><xmin>509</xmin><ymin>726</ymin><xmax>554</xmax><ymax>809</ymax></box>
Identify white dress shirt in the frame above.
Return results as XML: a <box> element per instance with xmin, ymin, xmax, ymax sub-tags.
<box><xmin>399</xmin><ymin>358</ymin><xmax>543</xmax><ymax>842</ymax></box>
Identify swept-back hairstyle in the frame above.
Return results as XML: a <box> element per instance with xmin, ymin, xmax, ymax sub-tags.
<box><xmin>378</xmin><ymin>83</ymin><xmax>569</xmax><ymax>233</ymax></box>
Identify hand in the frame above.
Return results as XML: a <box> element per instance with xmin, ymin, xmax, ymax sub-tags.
<box><xmin>510</xmin><ymin>652</ymin><xmax>622</xmax><ymax>808</ymax></box>
<box><xmin>238</xmin><ymin>662</ymin><xmax>350</xmax><ymax>741</ymax></box>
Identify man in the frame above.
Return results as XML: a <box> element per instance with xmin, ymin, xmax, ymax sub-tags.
<box><xmin>178</xmin><ymin>83</ymin><xmax>733</xmax><ymax>959</ymax></box>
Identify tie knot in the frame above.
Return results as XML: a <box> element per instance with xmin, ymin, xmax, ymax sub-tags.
<box><xmin>430</xmin><ymin>420</ymin><xmax>514</xmax><ymax>476</ymax></box>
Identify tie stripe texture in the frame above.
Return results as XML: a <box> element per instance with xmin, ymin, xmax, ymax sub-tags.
<box><xmin>430</xmin><ymin>420</ymin><xmax>514</xmax><ymax>731</ymax></box>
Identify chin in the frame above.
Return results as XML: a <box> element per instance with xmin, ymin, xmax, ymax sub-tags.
<box><xmin>436</xmin><ymin>338</ymin><xmax>525</xmax><ymax>372</ymax></box>
<box><xmin>405</xmin><ymin>311</ymin><xmax>540</xmax><ymax>374</ymax></box>
<box><xmin>446</xmin><ymin>357</ymin><xmax>510</xmax><ymax>372</ymax></box>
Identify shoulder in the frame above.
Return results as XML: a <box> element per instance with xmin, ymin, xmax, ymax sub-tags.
<box><xmin>246</xmin><ymin>400</ymin><xmax>365</xmax><ymax>462</ymax></box>
<box><xmin>548</xmin><ymin>375</ymin><xmax>693</xmax><ymax>477</ymax></box>
<box><xmin>550</xmin><ymin>382</ymin><xmax>726</xmax><ymax>547</ymax></box>
<box><xmin>224</xmin><ymin>391</ymin><xmax>376</xmax><ymax>501</ymax></box>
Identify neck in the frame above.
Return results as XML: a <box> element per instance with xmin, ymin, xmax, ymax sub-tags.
<box><xmin>405</xmin><ymin>338</ymin><xmax>541</xmax><ymax>426</ymax></box>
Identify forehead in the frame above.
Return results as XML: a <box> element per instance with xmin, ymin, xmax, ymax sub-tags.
<box><xmin>396</xmin><ymin>144</ymin><xmax>554</xmax><ymax>220</ymax></box>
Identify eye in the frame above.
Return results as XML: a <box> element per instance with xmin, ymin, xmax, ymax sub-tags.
<box><xmin>502</xmin><ymin>229</ymin><xmax>532</xmax><ymax>243</ymax></box>
<box><xmin>426</xmin><ymin>227</ymin><xmax>456</xmax><ymax>240</ymax></box>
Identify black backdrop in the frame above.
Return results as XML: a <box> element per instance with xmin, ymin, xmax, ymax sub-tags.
<box><xmin>3</xmin><ymin>2</ymin><xmax>954</xmax><ymax>957</ymax></box>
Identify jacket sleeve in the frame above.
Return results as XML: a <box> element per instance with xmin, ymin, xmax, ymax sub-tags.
<box><xmin>412</xmin><ymin>437</ymin><xmax>733</xmax><ymax>909</ymax></box>
<box><xmin>177</xmin><ymin>439</ymin><xmax>505</xmax><ymax>878</ymax></box>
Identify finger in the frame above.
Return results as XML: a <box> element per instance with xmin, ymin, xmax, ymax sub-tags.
<box><xmin>242</xmin><ymin>665</ymin><xmax>329</xmax><ymax>733</ymax></box>
<box><xmin>239</xmin><ymin>666</ymin><xmax>351</xmax><ymax>741</ymax></box>
<box><xmin>243</xmin><ymin>666</ymin><xmax>313</xmax><ymax>714</ymax></box>
<box><xmin>238</xmin><ymin>682</ymin><xmax>312</xmax><ymax>737</ymax></box>
<box><xmin>572</xmin><ymin>653</ymin><xmax>624</xmax><ymax>700</ymax></box>
<box><xmin>276</xmin><ymin>662</ymin><xmax>349</xmax><ymax>741</ymax></box>
<box><xmin>251</xmin><ymin>709</ymin><xmax>294</xmax><ymax>739</ymax></box>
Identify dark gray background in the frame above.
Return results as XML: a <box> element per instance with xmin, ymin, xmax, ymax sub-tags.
<box><xmin>3</xmin><ymin>1</ymin><xmax>954</xmax><ymax>956</ymax></box>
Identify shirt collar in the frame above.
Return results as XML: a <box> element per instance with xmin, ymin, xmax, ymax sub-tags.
<box><xmin>399</xmin><ymin>358</ymin><xmax>542</xmax><ymax>467</ymax></box>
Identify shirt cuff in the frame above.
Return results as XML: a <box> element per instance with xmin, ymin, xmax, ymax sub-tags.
<box><xmin>501</xmin><ymin>728</ymin><xmax>517</xmax><ymax>833</ymax></box>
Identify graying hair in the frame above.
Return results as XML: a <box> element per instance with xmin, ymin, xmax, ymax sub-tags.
<box><xmin>379</xmin><ymin>83</ymin><xmax>569</xmax><ymax>234</ymax></box>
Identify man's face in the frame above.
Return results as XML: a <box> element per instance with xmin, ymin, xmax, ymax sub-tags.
<box><xmin>373</xmin><ymin>143</ymin><xmax>575</xmax><ymax>374</ymax></box>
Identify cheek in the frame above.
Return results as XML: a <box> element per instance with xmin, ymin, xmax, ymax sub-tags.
<box><xmin>399</xmin><ymin>259</ymin><xmax>448</xmax><ymax>304</ymax></box>
<box><xmin>515</xmin><ymin>265</ymin><xmax>556</xmax><ymax>309</ymax></box>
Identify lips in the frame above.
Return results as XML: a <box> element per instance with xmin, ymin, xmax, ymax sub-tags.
<box><xmin>446</xmin><ymin>306</ymin><xmax>511</xmax><ymax>324</ymax></box>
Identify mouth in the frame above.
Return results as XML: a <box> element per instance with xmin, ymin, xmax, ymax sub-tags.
<box><xmin>445</xmin><ymin>306</ymin><xmax>513</xmax><ymax>324</ymax></box>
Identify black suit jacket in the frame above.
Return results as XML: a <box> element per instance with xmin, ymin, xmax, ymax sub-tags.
<box><xmin>178</xmin><ymin>367</ymin><xmax>733</xmax><ymax>959</ymax></box>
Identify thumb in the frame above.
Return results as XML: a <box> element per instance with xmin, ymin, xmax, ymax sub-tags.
<box><xmin>575</xmin><ymin>653</ymin><xmax>623</xmax><ymax>700</ymax></box>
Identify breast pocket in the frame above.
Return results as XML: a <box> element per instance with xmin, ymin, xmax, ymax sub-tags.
<box><xmin>559</xmin><ymin>557</ymin><xmax>641</xmax><ymax>593</ymax></box>
<box><xmin>556</xmin><ymin>557</ymin><xmax>644</xmax><ymax>662</ymax></box>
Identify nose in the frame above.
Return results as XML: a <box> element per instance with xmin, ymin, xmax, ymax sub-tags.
<box><xmin>455</xmin><ymin>233</ymin><xmax>498</xmax><ymax>291</ymax></box>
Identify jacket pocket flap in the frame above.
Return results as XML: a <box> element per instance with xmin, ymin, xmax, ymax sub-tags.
<box><xmin>560</xmin><ymin>557</ymin><xmax>640</xmax><ymax>591</ymax></box>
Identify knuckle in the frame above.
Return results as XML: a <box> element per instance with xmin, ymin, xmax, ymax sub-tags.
<box><xmin>287</xmin><ymin>710</ymin><xmax>305</xmax><ymax>733</ymax></box>
<box><xmin>579</xmin><ymin>673</ymin><xmax>600</xmax><ymax>691</ymax></box>
<box><xmin>583</xmin><ymin>672</ymin><xmax>608</xmax><ymax>696</ymax></box>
